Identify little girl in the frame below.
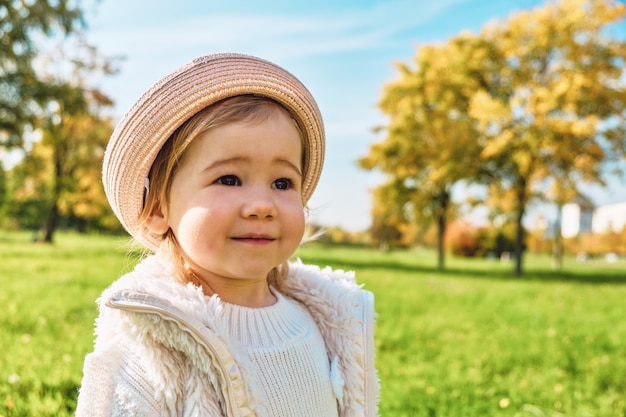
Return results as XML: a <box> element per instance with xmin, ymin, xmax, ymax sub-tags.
<box><xmin>76</xmin><ymin>53</ymin><xmax>378</xmax><ymax>417</ymax></box>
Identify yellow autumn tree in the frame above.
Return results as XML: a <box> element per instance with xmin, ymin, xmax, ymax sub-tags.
<box><xmin>360</xmin><ymin>34</ymin><xmax>488</xmax><ymax>269</ymax></box>
<box><xmin>368</xmin><ymin>180</ymin><xmax>412</xmax><ymax>250</ymax></box>
<box><xmin>362</xmin><ymin>0</ymin><xmax>626</xmax><ymax>275</ymax></box>
<box><xmin>469</xmin><ymin>0</ymin><xmax>626</xmax><ymax>275</ymax></box>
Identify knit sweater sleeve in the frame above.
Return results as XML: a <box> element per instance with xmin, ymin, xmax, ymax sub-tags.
<box><xmin>76</xmin><ymin>343</ymin><xmax>164</xmax><ymax>417</ymax></box>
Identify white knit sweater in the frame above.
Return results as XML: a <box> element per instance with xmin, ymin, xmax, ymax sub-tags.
<box><xmin>222</xmin><ymin>292</ymin><xmax>338</xmax><ymax>416</ymax></box>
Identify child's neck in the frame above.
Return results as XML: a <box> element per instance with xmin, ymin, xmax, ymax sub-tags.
<box><xmin>195</xmin><ymin>275</ymin><xmax>277</xmax><ymax>308</ymax></box>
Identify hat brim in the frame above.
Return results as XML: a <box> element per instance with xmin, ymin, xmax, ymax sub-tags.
<box><xmin>102</xmin><ymin>53</ymin><xmax>325</xmax><ymax>251</ymax></box>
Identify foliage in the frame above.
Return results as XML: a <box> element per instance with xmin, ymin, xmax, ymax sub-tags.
<box><xmin>523</xmin><ymin>220</ymin><xmax>626</xmax><ymax>258</ymax></box>
<box><xmin>0</xmin><ymin>3</ymin><xmax>119</xmax><ymax>240</ymax></box>
<box><xmin>445</xmin><ymin>221</ymin><xmax>481</xmax><ymax>257</ymax></box>
<box><xmin>311</xmin><ymin>225</ymin><xmax>373</xmax><ymax>247</ymax></box>
<box><xmin>5</xmin><ymin>110</ymin><xmax>117</xmax><ymax>235</ymax></box>
<box><xmin>565</xmin><ymin>227</ymin><xmax>626</xmax><ymax>257</ymax></box>
<box><xmin>471</xmin><ymin>0</ymin><xmax>626</xmax><ymax>275</ymax></box>
<box><xmin>359</xmin><ymin>33</ymin><xmax>486</xmax><ymax>269</ymax></box>
<box><xmin>360</xmin><ymin>0</ymin><xmax>626</xmax><ymax>276</ymax></box>
<box><xmin>1</xmin><ymin>232</ymin><xmax>625</xmax><ymax>416</ymax></box>
<box><xmin>474</xmin><ymin>221</ymin><xmax>520</xmax><ymax>258</ymax></box>
<box><xmin>445</xmin><ymin>220</ymin><xmax>521</xmax><ymax>259</ymax></box>
<box><xmin>2</xmin><ymin>39</ymin><xmax>120</xmax><ymax>241</ymax></box>
<box><xmin>2</xmin><ymin>147</ymin><xmax>50</xmax><ymax>230</ymax></box>
<box><xmin>0</xmin><ymin>0</ymin><xmax>83</xmax><ymax>146</ymax></box>
<box><xmin>367</xmin><ymin>182</ymin><xmax>414</xmax><ymax>249</ymax></box>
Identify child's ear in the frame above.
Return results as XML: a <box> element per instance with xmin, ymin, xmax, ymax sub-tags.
<box><xmin>145</xmin><ymin>203</ymin><xmax>169</xmax><ymax>234</ymax></box>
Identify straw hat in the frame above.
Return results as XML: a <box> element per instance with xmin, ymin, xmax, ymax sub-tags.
<box><xmin>102</xmin><ymin>53</ymin><xmax>325</xmax><ymax>250</ymax></box>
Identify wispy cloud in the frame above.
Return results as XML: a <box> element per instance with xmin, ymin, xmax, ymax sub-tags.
<box><xmin>91</xmin><ymin>0</ymin><xmax>470</xmax><ymax>61</ymax></box>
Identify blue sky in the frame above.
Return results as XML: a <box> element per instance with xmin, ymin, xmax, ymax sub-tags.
<box><xmin>83</xmin><ymin>0</ymin><xmax>626</xmax><ymax>231</ymax></box>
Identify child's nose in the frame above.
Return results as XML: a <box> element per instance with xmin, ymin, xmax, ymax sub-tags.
<box><xmin>242</xmin><ymin>186</ymin><xmax>277</xmax><ymax>219</ymax></box>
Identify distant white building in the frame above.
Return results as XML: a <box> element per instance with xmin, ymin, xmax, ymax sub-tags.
<box><xmin>562</xmin><ymin>201</ymin><xmax>626</xmax><ymax>238</ymax></box>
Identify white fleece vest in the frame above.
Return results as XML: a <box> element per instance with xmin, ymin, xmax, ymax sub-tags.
<box><xmin>76</xmin><ymin>253</ymin><xmax>378</xmax><ymax>417</ymax></box>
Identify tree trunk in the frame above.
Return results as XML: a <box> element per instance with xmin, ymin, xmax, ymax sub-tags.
<box><xmin>43</xmin><ymin>201</ymin><xmax>58</xmax><ymax>243</ymax></box>
<box><xmin>513</xmin><ymin>180</ymin><xmax>527</xmax><ymax>276</ymax></box>
<box><xmin>437</xmin><ymin>210</ymin><xmax>446</xmax><ymax>270</ymax></box>
<box><xmin>513</xmin><ymin>208</ymin><xmax>524</xmax><ymax>276</ymax></box>
<box><xmin>435</xmin><ymin>191</ymin><xmax>450</xmax><ymax>271</ymax></box>
<box><xmin>552</xmin><ymin>204</ymin><xmax>563</xmax><ymax>270</ymax></box>
<box><xmin>43</xmin><ymin>132</ymin><xmax>64</xmax><ymax>244</ymax></box>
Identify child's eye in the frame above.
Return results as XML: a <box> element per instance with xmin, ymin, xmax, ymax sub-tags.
<box><xmin>272</xmin><ymin>178</ymin><xmax>292</xmax><ymax>190</ymax></box>
<box><xmin>216</xmin><ymin>175</ymin><xmax>241</xmax><ymax>186</ymax></box>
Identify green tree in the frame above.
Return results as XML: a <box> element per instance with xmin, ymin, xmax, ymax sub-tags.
<box><xmin>7</xmin><ymin>40</ymin><xmax>118</xmax><ymax>242</ymax></box>
<box><xmin>8</xmin><ymin>92</ymin><xmax>116</xmax><ymax>239</ymax></box>
<box><xmin>0</xmin><ymin>0</ymin><xmax>84</xmax><ymax>147</ymax></box>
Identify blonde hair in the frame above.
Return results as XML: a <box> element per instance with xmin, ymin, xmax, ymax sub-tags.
<box><xmin>137</xmin><ymin>95</ymin><xmax>304</xmax><ymax>290</ymax></box>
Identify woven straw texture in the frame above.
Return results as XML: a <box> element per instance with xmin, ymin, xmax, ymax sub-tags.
<box><xmin>102</xmin><ymin>53</ymin><xmax>325</xmax><ymax>250</ymax></box>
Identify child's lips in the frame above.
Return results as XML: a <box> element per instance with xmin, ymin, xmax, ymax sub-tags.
<box><xmin>232</xmin><ymin>234</ymin><xmax>276</xmax><ymax>244</ymax></box>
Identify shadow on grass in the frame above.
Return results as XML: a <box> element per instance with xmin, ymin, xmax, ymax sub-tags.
<box><xmin>299</xmin><ymin>254</ymin><xmax>626</xmax><ymax>285</ymax></box>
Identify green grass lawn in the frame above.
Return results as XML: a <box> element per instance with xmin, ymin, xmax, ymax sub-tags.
<box><xmin>0</xmin><ymin>231</ymin><xmax>625</xmax><ymax>416</ymax></box>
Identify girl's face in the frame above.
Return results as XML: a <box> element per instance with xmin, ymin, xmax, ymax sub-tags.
<box><xmin>148</xmin><ymin>109</ymin><xmax>305</xmax><ymax>292</ymax></box>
